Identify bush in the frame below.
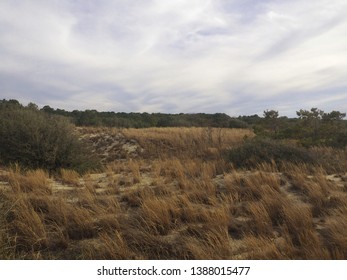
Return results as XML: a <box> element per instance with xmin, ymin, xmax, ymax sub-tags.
<box><xmin>228</xmin><ymin>118</ymin><xmax>249</xmax><ymax>129</ymax></box>
<box><xmin>227</xmin><ymin>137</ymin><xmax>314</xmax><ymax>168</ymax></box>
<box><xmin>0</xmin><ymin>107</ymin><xmax>100</xmax><ymax>172</ymax></box>
<box><xmin>326</xmin><ymin>131</ymin><xmax>347</xmax><ymax>148</ymax></box>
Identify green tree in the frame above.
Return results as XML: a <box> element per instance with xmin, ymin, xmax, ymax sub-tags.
<box><xmin>322</xmin><ymin>111</ymin><xmax>346</xmax><ymax>121</ymax></box>
<box><xmin>26</xmin><ymin>102</ymin><xmax>39</xmax><ymax>111</ymax></box>
<box><xmin>263</xmin><ymin>109</ymin><xmax>279</xmax><ymax>119</ymax></box>
<box><xmin>263</xmin><ymin>109</ymin><xmax>279</xmax><ymax>135</ymax></box>
<box><xmin>41</xmin><ymin>105</ymin><xmax>55</xmax><ymax>114</ymax></box>
<box><xmin>296</xmin><ymin>108</ymin><xmax>324</xmax><ymax>143</ymax></box>
<box><xmin>296</xmin><ymin>108</ymin><xmax>324</xmax><ymax>120</ymax></box>
<box><xmin>0</xmin><ymin>99</ymin><xmax>22</xmax><ymax>109</ymax></box>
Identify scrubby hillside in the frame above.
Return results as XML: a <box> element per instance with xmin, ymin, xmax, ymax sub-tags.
<box><xmin>1</xmin><ymin>127</ymin><xmax>347</xmax><ymax>259</ymax></box>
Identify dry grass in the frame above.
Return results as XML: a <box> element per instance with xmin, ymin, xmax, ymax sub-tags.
<box><xmin>122</xmin><ymin>127</ymin><xmax>253</xmax><ymax>159</ymax></box>
<box><xmin>140</xmin><ymin>197</ymin><xmax>179</xmax><ymax>235</ymax></box>
<box><xmin>6</xmin><ymin>196</ymin><xmax>48</xmax><ymax>252</ymax></box>
<box><xmin>1</xmin><ymin>126</ymin><xmax>347</xmax><ymax>259</ymax></box>
<box><xmin>8</xmin><ymin>168</ymin><xmax>51</xmax><ymax>195</ymax></box>
<box><xmin>128</xmin><ymin>160</ymin><xmax>141</xmax><ymax>184</ymax></box>
<box><xmin>59</xmin><ymin>169</ymin><xmax>80</xmax><ymax>186</ymax></box>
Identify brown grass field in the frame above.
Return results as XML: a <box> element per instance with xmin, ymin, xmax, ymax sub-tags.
<box><xmin>1</xmin><ymin>127</ymin><xmax>347</xmax><ymax>259</ymax></box>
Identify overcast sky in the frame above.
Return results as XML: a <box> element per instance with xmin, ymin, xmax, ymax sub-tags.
<box><xmin>1</xmin><ymin>0</ymin><xmax>347</xmax><ymax>117</ymax></box>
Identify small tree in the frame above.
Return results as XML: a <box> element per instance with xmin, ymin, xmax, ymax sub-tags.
<box><xmin>263</xmin><ymin>109</ymin><xmax>279</xmax><ymax>119</ymax></box>
<box><xmin>296</xmin><ymin>108</ymin><xmax>324</xmax><ymax>143</ymax></box>
<box><xmin>296</xmin><ymin>108</ymin><xmax>324</xmax><ymax>120</ymax></box>
<box><xmin>322</xmin><ymin>111</ymin><xmax>346</xmax><ymax>121</ymax></box>
<box><xmin>26</xmin><ymin>102</ymin><xmax>39</xmax><ymax>111</ymax></box>
<box><xmin>263</xmin><ymin>109</ymin><xmax>279</xmax><ymax>134</ymax></box>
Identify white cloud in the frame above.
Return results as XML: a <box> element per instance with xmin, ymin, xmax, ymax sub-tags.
<box><xmin>1</xmin><ymin>0</ymin><xmax>347</xmax><ymax>116</ymax></box>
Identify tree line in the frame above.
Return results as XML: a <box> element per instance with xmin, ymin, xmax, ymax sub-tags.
<box><xmin>240</xmin><ymin>108</ymin><xmax>347</xmax><ymax>147</ymax></box>
<box><xmin>1</xmin><ymin>99</ymin><xmax>347</xmax><ymax>147</ymax></box>
<box><xmin>0</xmin><ymin>99</ymin><xmax>246</xmax><ymax>128</ymax></box>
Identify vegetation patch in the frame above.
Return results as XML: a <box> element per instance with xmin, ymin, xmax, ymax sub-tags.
<box><xmin>0</xmin><ymin>104</ymin><xmax>100</xmax><ymax>173</ymax></box>
<box><xmin>1</xmin><ymin>100</ymin><xmax>347</xmax><ymax>260</ymax></box>
<box><xmin>228</xmin><ymin>138</ymin><xmax>314</xmax><ymax>168</ymax></box>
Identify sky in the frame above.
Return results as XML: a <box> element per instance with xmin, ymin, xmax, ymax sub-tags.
<box><xmin>1</xmin><ymin>0</ymin><xmax>347</xmax><ymax>117</ymax></box>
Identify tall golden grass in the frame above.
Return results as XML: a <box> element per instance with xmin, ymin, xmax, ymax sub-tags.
<box><xmin>0</xmin><ymin>127</ymin><xmax>347</xmax><ymax>259</ymax></box>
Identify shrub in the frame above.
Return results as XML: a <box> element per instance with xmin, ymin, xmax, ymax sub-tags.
<box><xmin>326</xmin><ymin>130</ymin><xmax>347</xmax><ymax>148</ymax></box>
<box><xmin>227</xmin><ymin>137</ymin><xmax>314</xmax><ymax>168</ymax></box>
<box><xmin>0</xmin><ymin>107</ymin><xmax>99</xmax><ymax>172</ymax></box>
<box><xmin>228</xmin><ymin>118</ymin><xmax>249</xmax><ymax>129</ymax></box>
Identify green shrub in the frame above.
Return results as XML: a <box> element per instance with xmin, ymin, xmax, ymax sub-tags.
<box><xmin>326</xmin><ymin>131</ymin><xmax>347</xmax><ymax>148</ymax></box>
<box><xmin>0</xmin><ymin>107</ymin><xmax>99</xmax><ymax>172</ymax></box>
<box><xmin>228</xmin><ymin>118</ymin><xmax>249</xmax><ymax>129</ymax></box>
<box><xmin>227</xmin><ymin>137</ymin><xmax>314</xmax><ymax>168</ymax></box>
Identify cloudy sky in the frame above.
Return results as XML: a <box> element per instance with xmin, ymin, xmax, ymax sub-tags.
<box><xmin>1</xmin><ymin>0</ymin><xmax>347</xmax><ymax>117</ymax></box>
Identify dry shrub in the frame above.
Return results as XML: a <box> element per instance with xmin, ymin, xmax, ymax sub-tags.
<box><xmin>42</xmin><ymin>195</ymin><xmax>97</xmax><ymax>241</ymax></box>
<box><xmin>75</xmin><ymin>185</ymin><xmax>99</xmax><ymax>211</ymax></box>
<box><xmin>123</xmin><ymin>127</ymin><xmax>253</xmax><ymax>159</ymax></box>
<box><xmin>46</xmin><ymin>224</ymin><xmax>69</xmax><ymax>252</ymax></box>
<box><xmin>7</xmin><ymin>197</ymin><xmax>48</xmax><ymax>251</ymax></box>
<box><xmin>303</xmin><ymin>181</ymin><xmax>330</xmax><ymax>216</ymax></box>
<box><xmin>150</xmin><ymin>184</ymin><xmax>174</xmax><ymax>197</ymax></box>
<box><xmin>65</xmin><ymin>206</ymin><xmax>97</xmax><ymax>240</ymax></box>
<box><xmin>9</xmin><ymin>169</ymin><xmax>51</xmax><ymax>194</ymax></box>
<box><xmin>323</xmin><ymin>213</ymin><xmax>347</xmax><ymax>258</ymax></box>
<box><xmin>151</xmin><ymin>160</ymin><xmax>162</xmax><ymax>177</ymax></box>
<box><xmin>206</xmin><ymin>206</ymin><xmax>231</xmax><ymax>227</ymax></box>
<box><xmin>27</xmin><ymin>194</ymin><xmax>51</xmax><ymax>214</ymax></box>
<box><xmin>280</xmin><ymin>202</ymin><xmax>322</xmax><ymax>252</ymax></box>
<box><xmin>128</xmin><ymin>160</ymin><xmax>141</xmax><ymax>184</ymax></box>
<box><xmin>0</xmin><ymin>229</ymin><xmax>13</xmax><ymax>259</ymax></box>
<box><xmin>247</xmin><ymin>202</ymin><xmax>273</xmax><ymax>236</ymax></box>
<box><xmin>236</xmin><ymin>176</ymin><xmax>264</xmax><ymax>201</ymax></box>
<box><xmin>122</xmin><ymin>228</ymin><xmax>189</xmax><ymax>259</ymax></box>
<box><xmin>279</xmin><ymin>225</ymin><xmax>330</xmax><ymax>259</ymax></box>
<box><xmin>81</xmin><ymin>231</ymin><xmax>134</xmax><ymax>259</ymax></box>
<box><xmin>257</xmin><ymin>161</ymin><xmax>279</xmax><ymax>173</ymax></box>
<box><xmin>326</xmin><ymin>194</ymin><xmax>347</xmax><ymax>210</ymax></box>
<box><xmin>261</xmin><ymin>193</ymin><xmax>287</xmax><ymax>226</ymax></box>
<box><xmin>93</xmin><ymin>214</ymin><xmax>120</xmax><ymax>233</ymax></box>
<box><xmin>43</xmin><ymin>197</ymin><xmax>70</xmax><ymax>227</ymax></box>
<box><xmin>289</xmin><ymin>172</ymin><xmax>331</xmax><ymax>216</ymax></box>
<box><xmin>60</xmin><ymin>169</ymin><xmax>80</xmax><ymax>185</ymax></box>
<box><xmin>94</xmin><ymin>195</ymin><xmax>120</xmax><ymax>214</ymax></box>
<box><xmin>227</xmin><ymin>216</ymin><xmax>255</xmax><ymax>240</ymax></box>
<box><xmin>185</xmin><ymin>180</ymin><xmax>217</xmax><ymax>205</ymax></box>
<box><xmin>121</xmin><ymin>186</ymin><xmax>156</xmax><ymax>207</ymax></box>
<box><xmin>179</xmin><ymin>204</ymin><xmax>214</xmax><ymax>224</ymax></box>
<box><xmin>106</xmin><ymin>161</ymin><xmax>126</xmax><ymax>174</ymax></box>
<box><xmin>179</xmin><ymin>199</ymin><xmax>230</xmax><ymax>228</ymax></box>
<box><xmin>140</xmin><ymin>197</ymin><xmax>179</xmax><ymax>235</ymax></box>
<box><xmin>178</xmin><ymin>160</ymin><xmax>218</xmax><ymax>180</ymax></box>
<box><xmin>184</xmin><ymin>226</ymin><xmax>231</xmax><ymax>259</ymax></box>
<box><xmin>241</xmin><ymin>236</ymin><xmax>287</xmax><ymax>259</ymax></box>
<box><xmin>224</xmin><ymin>171</ymin><xmax>274</xmax><ymax>202</ymax></box>
<box><xmin>255</xmin><ymin>171</ymin><xmax>281</xmax><ymax>192</ymax></box>
<box><xmin>223</xmin><ymin>172</ymin><xmax>242</xmax><ymax>201</ymax></box>
<box><xmin>282</xmin><ymin>203</ymin><xmax>313</xmax><ymax>233</ymax></box>
<box><xmin>201</xmin><ymin>162</ymin><xmax>217</xmax><ymax>180</ymax></box>
<box><xmin>161</xmin><ymin>158</ymin><xmax>186</xmax><ymax>181</ymax></box>
<box><xmin>0</xmin><ymin>191</ymin><xmax>15</xmax><ymax>259</ymax></box>
<box><xmin>309</xmin><ymin>146</ymin><xmax>347</xmax><ymax>173</ymax></box>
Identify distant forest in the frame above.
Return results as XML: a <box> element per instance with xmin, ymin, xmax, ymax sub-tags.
<box><xmin>1</xmin><ymin>98</ymin><xmax>347</xmax><ymax>147</ymax></box>
<box><xmin>0</xmin><ymin>98</ymin><xmax>248</xmax><ymax>128</ymax></box>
